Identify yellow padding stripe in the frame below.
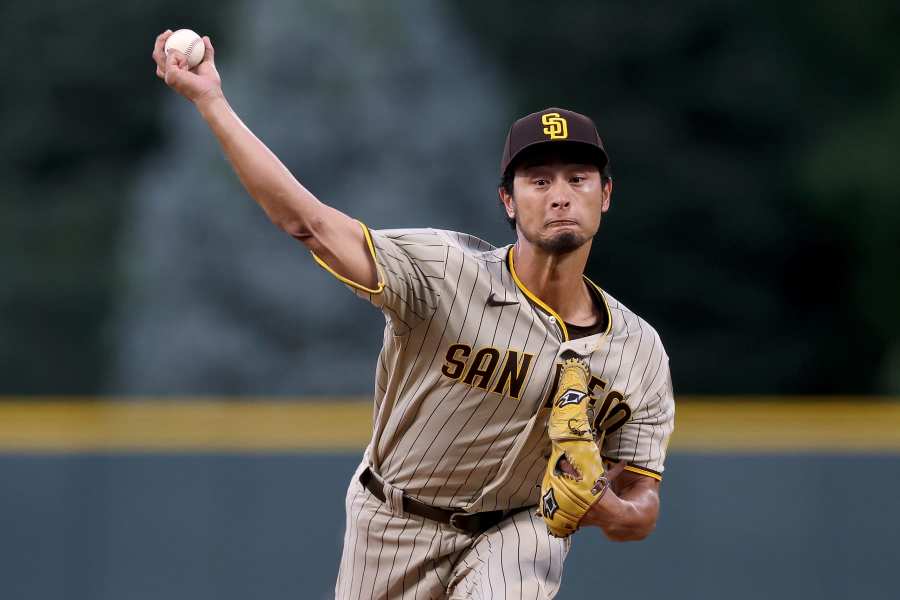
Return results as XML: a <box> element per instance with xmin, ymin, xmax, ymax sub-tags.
<box><xmin>671</xmin><ymin>398</ymin><xmax>900</xmax><ymax>452</ymax></box>
<box><xmin>0</xmin><ymin>398</ymin><xmax>898</xmax><ymax>453</ymax></box>
<box><xmin>0</xmin><ymin>400</ymin><xmax>373</xmax><ymax>453</ymax></box>
<box><xmin>311</xmin><ymin>220</ymin><xmax>384</xmax><ymax>294</ymax></box>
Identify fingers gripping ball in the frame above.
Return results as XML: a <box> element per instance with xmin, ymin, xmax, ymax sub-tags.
<box><xmin>165</xmin><ymin>29</ymin><xmax>205</xmax><ymax>69</ymax></box>
<box><xmin>538</xmin><ymin>352</ymin><xmax>609</xmax><ymax>538</ymax></box>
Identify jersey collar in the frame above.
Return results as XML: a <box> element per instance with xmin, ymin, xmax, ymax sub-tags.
<box><xmin>507</xmin><ymin>246</ymin><xmax>569</xmax><ymax>341</ymax></box>
<box><xmin>506</xmin><ymin>246</ymin><xmax>613</xmax><ymax>343</ymax></box>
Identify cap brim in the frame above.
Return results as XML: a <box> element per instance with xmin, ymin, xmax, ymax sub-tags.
<box><xmin>503</xmin><ymin>140</ymin><xmax>609</xmax><ymax>176</ymax></box>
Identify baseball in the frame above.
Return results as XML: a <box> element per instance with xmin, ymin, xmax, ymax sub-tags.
<box><xmin>164</xmin><ymin>29</ymin><xmax>205</xmax><ymax>69</ymax></box>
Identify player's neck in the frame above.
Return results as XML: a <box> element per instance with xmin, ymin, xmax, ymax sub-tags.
<box><xmin>512</xmin><ymin>240</ymin><xmax>595</xmax><ymax>325</ymax></box>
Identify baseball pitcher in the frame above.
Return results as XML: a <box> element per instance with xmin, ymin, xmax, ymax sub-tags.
<box><xmin>153</xmin><ymin>31</ymin><xmax>675</xmax><ymax>599</ymax></box>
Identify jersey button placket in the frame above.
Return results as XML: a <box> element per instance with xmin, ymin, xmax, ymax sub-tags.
<box><xmin>547</xmin><ymin>316</ymin><xmax>566</xmax><ymax>342</ymax></box>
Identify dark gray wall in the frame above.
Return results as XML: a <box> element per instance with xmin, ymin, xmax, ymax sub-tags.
<box><xmin>1</xmin><ymin>453</ymin><xmax>896</xmax><ymax>599</ymax></box>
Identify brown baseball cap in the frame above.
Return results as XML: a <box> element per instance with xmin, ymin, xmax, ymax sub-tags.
<box><xmin>500</xmin><ymin>107</ymin><xmax>609</xmax><ymax>176</ymax></box>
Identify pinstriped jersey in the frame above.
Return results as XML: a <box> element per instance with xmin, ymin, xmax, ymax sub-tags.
<box><xmin>314</xmin><ymin>225</ymin><xmax>675</xmax><ymax>512</ymax></box>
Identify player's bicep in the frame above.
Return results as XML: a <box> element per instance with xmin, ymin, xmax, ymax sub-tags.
<box><xmin>301</xmin><ymin>204</ymin><xmax>380</xmax><ymax>292</ymax></box>
<box><xmin>612</xmin><ymin>468</ymin><xmax>660</xmax><ymax>498</ymax></box>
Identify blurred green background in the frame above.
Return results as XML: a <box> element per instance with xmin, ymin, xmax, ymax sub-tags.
<box><xmin>2</xmin><ymin>1</ymin><xmax>898</xmax><ymax>395</ymax></box>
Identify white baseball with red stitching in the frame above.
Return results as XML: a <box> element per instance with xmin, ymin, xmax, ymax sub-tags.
<box><xmin>164</xmin><ymin>29</ymin><xmax>205</xmax><ymax>69</ymax></box>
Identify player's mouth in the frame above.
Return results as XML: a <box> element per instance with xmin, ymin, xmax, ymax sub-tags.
<box><xmin>545</xmin><ymin>219</ymin><xmax>578</xmax><ymax>228</ymax></box>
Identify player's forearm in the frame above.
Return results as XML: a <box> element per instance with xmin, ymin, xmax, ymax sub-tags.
<box><xmin>583</xmin><ymin>484</ymin><xmax>659</xmax><ymax>542</ymax></box>
<box><xmin>195</xmin><ymin>95</ymin><xmax>335</xmax><ymax>238</ymax></box>
<box><xmin>193</xmin><ymin>95</ymin><xmax>376</xmax><ymax>287</ymax></box>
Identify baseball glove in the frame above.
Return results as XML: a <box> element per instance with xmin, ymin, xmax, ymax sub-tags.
<box><xmin>538</xmin><ymin>351</ymin><xmax>609</xmax><ymax>538</ymax></box>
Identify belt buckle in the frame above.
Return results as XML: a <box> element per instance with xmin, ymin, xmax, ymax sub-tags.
<box><xmin>448</xmin><ymin>511</ymin><xmax>472</xmax><ymax>534</ymax></box>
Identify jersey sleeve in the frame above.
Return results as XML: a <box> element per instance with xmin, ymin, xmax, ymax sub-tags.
<box><xmin>312</xmin><ymin>223</ymin><xmax>447</xmax><ymax>335</ymax></box>
<box><xmin>601</xmin><ymin>357</ymin><xmax>675</xmax><ymax>481</ymax></box>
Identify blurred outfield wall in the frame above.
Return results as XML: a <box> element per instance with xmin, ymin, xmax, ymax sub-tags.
<box><xmin>1</xmin><ymin>398</ymin><xmax>898</xmax><ymax>600</ymax></box>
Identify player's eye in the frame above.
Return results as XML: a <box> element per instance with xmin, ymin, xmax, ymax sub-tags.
<box><xmin>534</xmin><ymin>178</ymin><xmax>549</xmax><ymax>186</ymax></box>
<box><xmin>570</xmin><ymin>176</ymin><xmax>585</xmax><ymax>184</ymax></box>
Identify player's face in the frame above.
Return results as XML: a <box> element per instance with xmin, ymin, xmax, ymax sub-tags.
<box><xmin>502</xmin><ymin>159</ymin><xmax>611</xmax><ymax>254</ymax></box>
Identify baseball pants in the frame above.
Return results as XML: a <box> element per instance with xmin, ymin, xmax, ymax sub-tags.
<box><xmin>335</xmin><ymin>469</ymin><xmax>570</xmax><ymax>599</ymax></box>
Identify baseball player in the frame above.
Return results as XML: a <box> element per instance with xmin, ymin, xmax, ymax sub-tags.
<box><xmin>154</xmin><ymin>32</ymin><xmax>675</xmax><ymax>599</ymax></box>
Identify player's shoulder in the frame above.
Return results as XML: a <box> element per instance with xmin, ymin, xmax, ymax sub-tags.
<box><xmin>598</xmin><ymin>287</ymin><xmax>668</xmax><ymax>355</ymax></box>
<box><xmin>373</xmin><ymin>228</ymin><xmax>504</xmax><ymax>262</ymax></box>
<box><xmin>372</xmin><ymin>227</ymin><xmax>444</xmax><ymax>245</ymax></box>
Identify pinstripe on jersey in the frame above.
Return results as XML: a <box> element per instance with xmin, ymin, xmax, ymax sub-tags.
<box><xmin>313</xmin><ymin>224</ymin><xmax>675</xmax><ymax>513</ymax></box>
<box><xmin>335</xmin><ymin>462</ymin><xmax>569</xmax><ymax>600</ymax></box>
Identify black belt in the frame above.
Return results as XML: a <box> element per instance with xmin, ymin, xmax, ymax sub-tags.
<box><xmin>359</xmin><ymin>467</ymin><xmax>521</xmax><ymax>535</ymax></box>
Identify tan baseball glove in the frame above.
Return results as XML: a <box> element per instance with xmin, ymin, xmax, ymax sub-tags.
<box><xmin>538</xmin><ymin>351</ymin><xmax>609</xmax><ymax>538</ymax></box>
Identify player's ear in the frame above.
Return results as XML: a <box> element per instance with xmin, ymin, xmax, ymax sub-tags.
<box><xmin>498</xmin><ymin>187</ymin><xmax>516</xmax><ymax>220</ymax></box>
<box><xmin>601</xmin><ymin>178</ymin><xmax>612</xmax><ymax>213</ymax></box>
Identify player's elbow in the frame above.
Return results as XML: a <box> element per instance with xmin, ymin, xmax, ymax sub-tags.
<box><xmin>603</xmin><ymin>519</ymin><xmax>656</xmax><ymax>542</ymax></box>
<box><xmin>280</xmin><ymin>215</ymin><xmax>323</xmax><ymax>248</ymax></box>
<box><xmin>605</xmin><ymin>527</ymin><xmax>652</xmax><ymax>542</ymax></box>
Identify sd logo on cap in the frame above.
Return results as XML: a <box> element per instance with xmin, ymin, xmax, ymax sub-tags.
<box><xmin>500</xmin><ymin>107</ymin><xmax>609</xmax><ymax>176</ymax></box>
<box><xmin>541</xmin><ymin>112</ymin><xmax>568</xmax><ymax>140</ymax></box>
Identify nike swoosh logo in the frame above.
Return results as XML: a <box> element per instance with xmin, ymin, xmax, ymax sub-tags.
<box><xmin>487</xmin><ymin>292</ymin><xmax>518</xmax><ymax>307</ymax></box>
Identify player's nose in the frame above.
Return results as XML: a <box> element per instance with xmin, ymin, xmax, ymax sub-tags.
<box><xmin>549</xmin><ymin>191</ymin><xmax>571</xmax><ymax>210</ymax></box>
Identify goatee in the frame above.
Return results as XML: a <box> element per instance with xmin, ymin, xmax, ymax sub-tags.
<box><xmin>535</xmin><ymin>230</ymin><xmax>588</xmax><ymax>254</ymax></box>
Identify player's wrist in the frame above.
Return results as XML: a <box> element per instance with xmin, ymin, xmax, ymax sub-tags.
<box><xmin>581</xmin><ymin>486</ymin><xmax>627</xmax><ymax>528</ymax></box>
<box><xmin>195</xmin><ymin>90</ymin><xmax>228</xmax><ymax>117</ymax></box>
